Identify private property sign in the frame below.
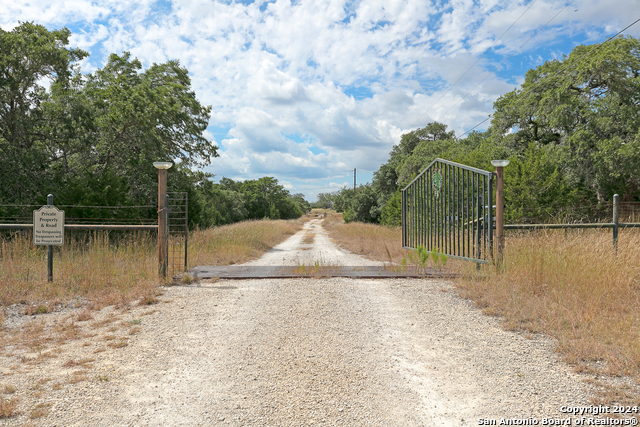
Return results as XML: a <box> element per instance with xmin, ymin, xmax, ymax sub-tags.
<box><xmin>33</xmin><ymin>205</ymin><xmax>65</xmax><ymax>246</ymax></box>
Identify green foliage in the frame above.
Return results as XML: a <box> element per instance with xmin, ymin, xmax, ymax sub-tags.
<box><xmin>0</xmin><ymin>22</ymin><xmax>88</xmax><ymax>202</ymax></box>
<box><xmin>366</xmin><ymin>37</ymin><xmax>640</xmax><ymax>226</ymax></box>
<box><xmin>380</xmin><ymin>190</ymin><xmax>402</xmax><ymax>227</ymax></box>
<box><xmin>504</xmin><ymin>144</ymin><xmax>591</xmax><ymax>223</ymax></box>
<box><xmin>492</xmin><ymin>36</ymin><xmax>640</xmax><ymax>202</ymax></box>
<box><xmin>0</xmin><ymin>23</ymin><xmax>309</xmax><ymax>230</ymax></box>
<box><xmin>430</xmin><ymin>247</ymin><xmax>449</xmax><ymax>272</ymax></box>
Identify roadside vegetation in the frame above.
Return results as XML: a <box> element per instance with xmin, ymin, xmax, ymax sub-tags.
<box><xmin>0</xmin><ymin>219</ymin><xmax>302</xmax><ymax>311</ymax></box>
<box><xmin>323</xmin><ymin>212</ymin><xmax>640</xmax><ymax>406</ymax></box>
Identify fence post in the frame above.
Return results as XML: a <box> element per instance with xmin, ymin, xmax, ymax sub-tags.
<box><xmin>154</xmin><ymin>162</ymin><xmax>172</xmax><ymax>278</ymax></box>
<box><xmin>47</xmin><ymin>194</ymin><xmax>53</xmax><ymax>282</ymax></box>
<box><xmin>613</xmin><ymin>194</ymin><xmax>619</xmax><ymax>251</ymax></box>
<box><xmin>491</xmin><ymin>160</ymin><xmax>509</xmax><ymax>268</ymax></box>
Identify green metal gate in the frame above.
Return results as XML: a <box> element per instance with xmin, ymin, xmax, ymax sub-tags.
<box><xmin>402</xmin><ymin>158</ymin><xmax>494</xmax><ymax>264</ymax></box>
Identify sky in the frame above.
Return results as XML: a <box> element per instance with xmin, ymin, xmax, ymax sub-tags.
<box><xmin>2</xmin><ymin>0</ymin><xmax>639</xmax><ymax>201</ymax></box>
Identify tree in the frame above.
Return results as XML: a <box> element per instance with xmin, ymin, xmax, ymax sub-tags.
<box><xmin>65</xmin><ymin>52</ymin><xmax>217</xmax><ymax>203</ymax></box>
<box><xmin>313</xmin><ymin>192</ymin><xmax>334</xmax><ymax>209</ymax></box>
<box><xmin>0</xmin><ymin>22</ymin><xmax>88</xmax><ymax>202</ymax></box>
<box><xmin>492</xmin><ymin>36</ymin><xmax>640</xmax><ymax>202</ymax></box>
<box><xmin>380</xmin><ymin>190</ymin><xmax>402</xmax><ymax>226</ymax></box>
<box><xmin>289</xmin><ymin>193</ymin><xmax>310</xmax><ymax>213</ymax></box>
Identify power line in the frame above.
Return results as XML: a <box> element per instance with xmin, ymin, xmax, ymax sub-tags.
<box><xmin>458</xmin><ymin>16</ymin><xmax>640</xmax><ymax>138</ymax></box>
<box><xmin>408</xmin><ymin>0</ymin><xmax>539</xmax><ymax>129</ymax></box>
<box><xmin>435</xmin><ymin>0</ymin><xmax>576</xmax><ymax>127</ymax></box>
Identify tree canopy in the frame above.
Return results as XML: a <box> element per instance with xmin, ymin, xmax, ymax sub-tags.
<box><xmin>0</xmin><ymin>22</ymin><xmax>307</xmax><ymax>228</ymax></box>
<box><xmin>333</xmin><ymin>36</ymin><xmax>640</xmax><ymax>224</ymax></box>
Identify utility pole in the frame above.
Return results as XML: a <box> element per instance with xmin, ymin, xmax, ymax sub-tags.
<box><xmin>353</xmin><ymin>168</ymin><xmax>356</xmax><ymax>199</ymax></box>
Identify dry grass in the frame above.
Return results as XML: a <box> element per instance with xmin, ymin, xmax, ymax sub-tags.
<box><xmin>0</xmin><ymin>219</ymin><xmax>302</xmax><ymax>311</ymax></box>
<box><xmin>324</xmin><ymin>214</ymin><xmax>640</xmax><ymax>404</ymax></box>
<box><xmin>323</xmin><ymin>212</ymin><xmax>469</xmax><ymax>270</ymax></box>
<box><xmin>0</xmin><ymin>396</ymin><xmax>19</xmax><ymax>419</ymax></box>
<box><xmin>458</xmin><ymin>230</ymin><xmax>640</xmax><ymax>383</ymax></box>
<box><xmin>0</xmin><ymin>231</ymin><xmax>159</xmax><ymax>310</ymax></box>
<box><xmin>189</xmin><ymin>219</ymin><xmax>302</xmax><ymax>266</ymax></box>
<box><xmin>323</xmin><ymin>212</ymin><xmax>410</xmax><ymax>264</ymax></box>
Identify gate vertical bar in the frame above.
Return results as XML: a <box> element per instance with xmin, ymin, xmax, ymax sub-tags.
<box><xmin>465</xmin><ymin>170</ymin><xmax>469</xmax><ymax>259</ymax></box>
<box><xmin>488</xmin><ymin>173</ymin><xmax>493</xmax><ymax>264</ymax></box>
<box><xmin>613</xmin><ymin>194</ymin><xmax>619</xmax><ymax>251</ymax></box>
<box><xmin>401</xmin><ymin>189</ymin><xmax>404</xmax><ymax>247</ymax></box>
<box><xmin>445</xmin><ymin>164</ymin><xmax>450</xmax><ymax>254</ymax></box>
<box><xmin>420</xmin><ymin>174</ymin><xmax>425</xmax><ymax>248</ymax></box>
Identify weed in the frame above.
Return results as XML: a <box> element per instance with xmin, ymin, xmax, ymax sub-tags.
<box><xmin>75</xmin><ymin>309</ymin><xmax>94</xmax><ymax>322</ymax></box>
<box><xmin>62</xmin><ymin>358</ymin><xmax>94</xmax><ymax>368</ymax></box>
<box><xmin>138</xmin><ymin>295</ymin><xmax>159</xmax><ymax>306</ymax></box>
<box><xmin>430</xmin><ymin>247</ymin><xmax>449</xmax><ymax>272</ymax></box>
<box><xmin>1</xmin><ymin>385</ymin><xmax>15</xmax><ymax>394</ymax></box>
<box><xmin>181</xmin><ymin>273</ymin><xmax>195</xmax><ymax>284</ymax></box>
<box><xmin>97</xmin><ymin>375</ymin><xmax>109</xmax><ymax>382</ymax></box>
<box><xmin>108</xmin><ymin>340</ymin><xmax>128</xmax><ymax>349</ymax></box>
<box><xmin>29</xmin><ymin>403</ymin><xmax>51</xmax><ymax>419</ymax></box>
<box><xmin>67</xmin><ymin>372</ymin><xmax>88</xmax><ymax>384</ymax></box>
<box><xmin>0</xmin><ymin>396</ymin><xmax>19</xmax><ymax>418</ymax></box>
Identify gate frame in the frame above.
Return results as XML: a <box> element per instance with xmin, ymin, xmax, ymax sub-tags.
<box><xmin>401</xmin><ymin>158</ymin><xmax>494</xmax><ymax>265</ymax></box>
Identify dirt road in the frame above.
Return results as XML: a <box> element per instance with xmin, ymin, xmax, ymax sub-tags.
<box><xmin>7</xmin><ymin>219</ymin><xmax>593</xmax><ymax>426</ymax></box>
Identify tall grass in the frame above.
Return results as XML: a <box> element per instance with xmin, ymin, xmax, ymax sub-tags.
<box><xmin>0</xmin><ymin>219</ymin><xmax>302</xmax><ymax>310</ymax></box>
<box><xmin>323</xmin><ymin>213</ymin><xmax>410</xmax><ymax>264</ymax></box>
<box><xmin>458</xmin><ymin>229</ymin><xmax>640</xmax><ymax>381</ymax></box>
<box><xmin>189</xmin><ymin>219</ymin><xmax>302</xmax><ymax>266</ymax></box>
<box><xmin>0</xmin><ymin>231</ymin><xmax>158</xmax><ymax>309</ymax></box>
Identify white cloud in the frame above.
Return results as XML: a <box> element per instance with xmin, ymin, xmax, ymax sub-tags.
<box><xmin>1</xmin><ymin>0</ymin><xmax>636</xmax><ymax>199</ymax></box>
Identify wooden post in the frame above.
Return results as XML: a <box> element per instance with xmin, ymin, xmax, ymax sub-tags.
<box><xmin>158</xmin><ymin>169</ymin><xmax>167</xmax><ymax>277</ymax></box>
<box><xmin>154</xmin><ymin>162</ymin><xmax>172</xmax><ymax>278</ymax></box>
<box><xmin>613</xmin><ymin>193</ymin><xmax>619</xmax><ymax>251</ymax></box>
<box><xmin>353</xmin><ymin>168</ymin><xmax>356</xmax><ymax>199</ymax></box>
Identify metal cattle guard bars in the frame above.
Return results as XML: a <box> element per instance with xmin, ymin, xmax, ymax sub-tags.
<box><xmin>402</xmin><ymin>158</ymin><xmax>494</xmax><ymax>265</ymax></box>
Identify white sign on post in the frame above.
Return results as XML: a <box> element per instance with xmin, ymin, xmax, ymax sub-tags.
<box><xmin>33</xmin><ymin>205</ymin><xmax>65</xmax><ymax>246</ymax></box>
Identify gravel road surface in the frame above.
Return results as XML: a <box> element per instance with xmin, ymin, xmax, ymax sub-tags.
<box><xmin>5</xmin><ymin>219</ymin><xmax>594</xmax><ymax>426</ymax></box>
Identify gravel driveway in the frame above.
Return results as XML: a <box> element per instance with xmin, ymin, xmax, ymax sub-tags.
<box><xmin>20</xmin><ymin>219</ymin><xmax>594</xmax><ymax>426</ymax></box>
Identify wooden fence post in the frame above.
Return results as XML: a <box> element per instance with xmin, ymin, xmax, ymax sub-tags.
<box><xmin>154</xmin><ymin>162</ymin><xmax>172</xmax><ymax>278</ymax></box>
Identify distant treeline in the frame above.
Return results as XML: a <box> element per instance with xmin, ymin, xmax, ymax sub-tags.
<box><xmin>0</xmin><ymin>22</ymin><xmax>308</xmax><ymax>228</ymax></box>
<box><xmin>315</xmin><ymin>36</ymin><xmax>640</xmax><ymax>225</ymax></box>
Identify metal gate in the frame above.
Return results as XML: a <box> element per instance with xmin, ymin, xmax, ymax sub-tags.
<box><xmin>166</xmin><ymin>192</ymin><xmax>188</xmax><ymax>275</ymax></box>
<box><xmin>402</xmin><ymin>158</ymin><xmax>494</xmax><ymax>264</ymax></box>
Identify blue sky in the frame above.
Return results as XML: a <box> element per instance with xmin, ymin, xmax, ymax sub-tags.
<box><xmin>2</xmin><ymin>0</ymin><xmax>639</xmax><ymax>201</ymax></box>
